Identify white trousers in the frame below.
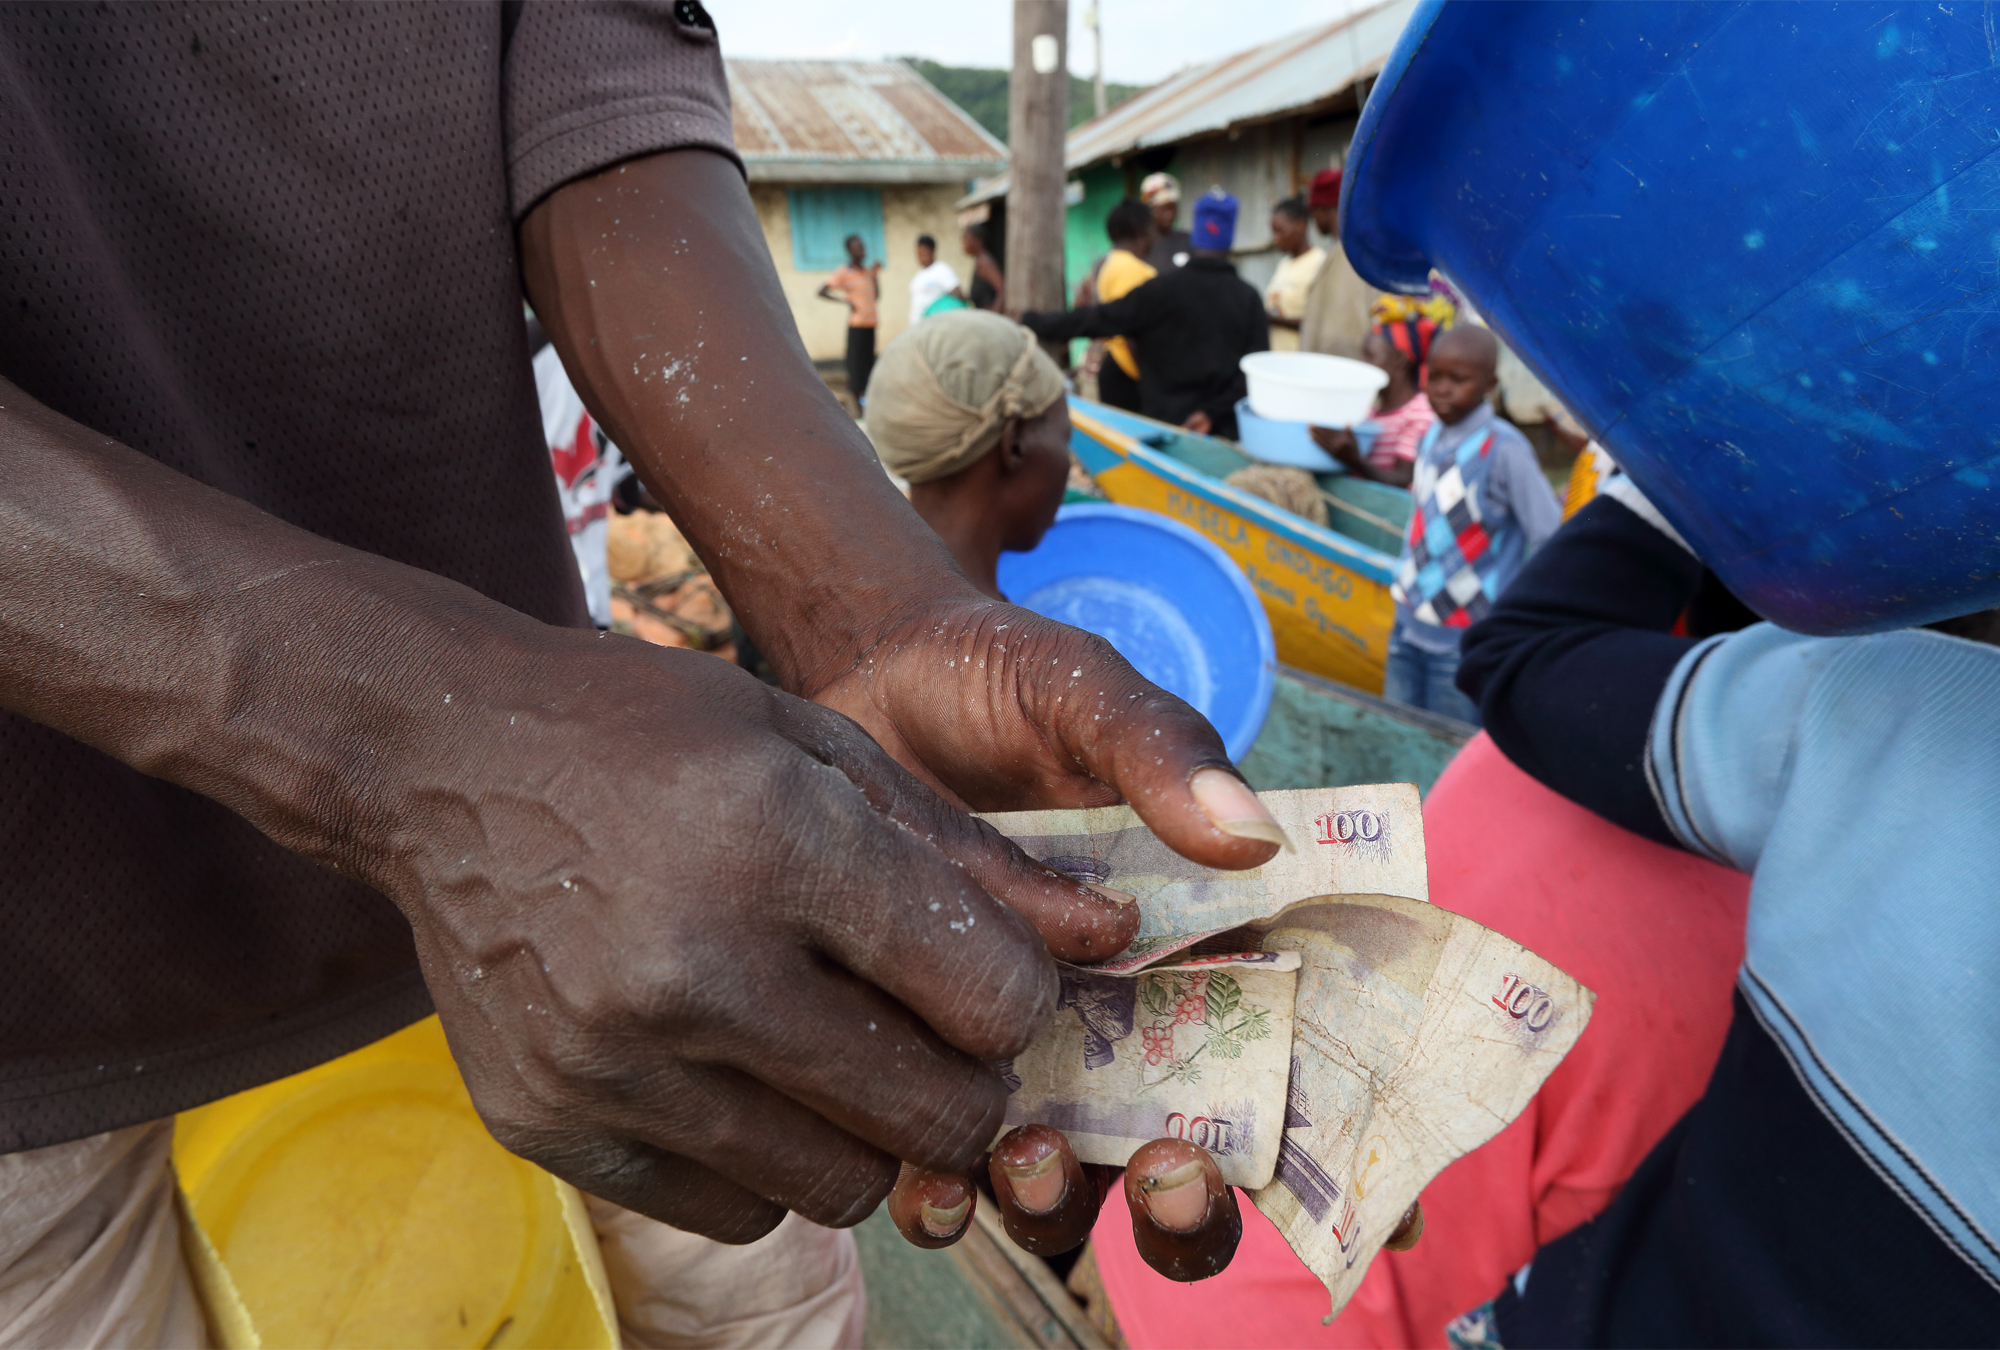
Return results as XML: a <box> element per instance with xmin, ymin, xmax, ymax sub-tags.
<box><xmin>0</xmin><ymin>1123</ymin><xmax>865</xmax><ymax>1350</ymax></box>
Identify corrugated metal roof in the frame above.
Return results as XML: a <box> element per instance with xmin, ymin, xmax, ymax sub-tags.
<box><xmin>960</xmin><ymin>0</ymin><xmax>1416</xmax><ymax>206</ymax></box>
<box><xmin>728</xmin><ymin>60</ymin><xmax>1008</xmax><ymax>185</ymax></box>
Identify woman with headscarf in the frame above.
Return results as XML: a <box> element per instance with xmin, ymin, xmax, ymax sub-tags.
<box><xmin>864</xmin><ymin>310</ymin><xmax>1072</xmax><ymax>601</ymax></box>
<box><xmin>1310</xmin><ymin>290</ymin><xmax>1457</xmax><ymax>489</ymax></box>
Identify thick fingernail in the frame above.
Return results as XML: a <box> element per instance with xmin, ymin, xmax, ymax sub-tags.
<box><xmin>1190</xmin><ymin>768</ymin><xmax>1293</xmax><ymax>852</ymax></box>
<box><xmin>1001</xmin><ymin>1150</ymin><xmax>1068</xmax><ymax>1214</ymax></box>
<box><xmin>1136</xmin><ymin>1159</ymin><xmax>1210</xmax><ymax>1231</ymax></box>
<box><xmin>1383</xmin><ymin>1200</ymin><xmax>1424</xmax><ymax>1251</ymax></box>
<box><xmin>1084</xmin><ymin>882</ymin><xmax>1137</xmax><ymax>907</ymax></box>
<box><xmin>920</xmin><ymin>1195</ymin><xmax>972</xmax><ymax>1237</ymax></box>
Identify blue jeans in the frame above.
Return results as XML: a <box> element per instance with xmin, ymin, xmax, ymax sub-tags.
<box><xmin>1383</xmin><ymin>627</ymin><xmax>1482</xmax><ymax>726</ymax></box>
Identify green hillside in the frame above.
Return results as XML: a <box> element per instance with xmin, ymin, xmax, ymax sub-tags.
<box><xmin>899</xmin><ymin>59</ymin><xmax>1148</xmax><ymax>144</ymax></box>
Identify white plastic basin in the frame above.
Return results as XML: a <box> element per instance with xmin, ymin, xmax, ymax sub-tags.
<box><xmin>1240</xmin><ymin>351</ymin><xmax>1386</xmax><ymax>427</ymax></box>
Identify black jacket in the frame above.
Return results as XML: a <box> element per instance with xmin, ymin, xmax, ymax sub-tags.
<box><xmin>1023</xmin><ymin>254</ymin><xmax>1268</xmax><ymax>438</ymax></box>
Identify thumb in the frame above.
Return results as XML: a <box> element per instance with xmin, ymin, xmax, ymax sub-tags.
<box><xmin>1024</xmin><ymin>625</ymin><xmax>1289</xmax><ymax>872</ymax></box>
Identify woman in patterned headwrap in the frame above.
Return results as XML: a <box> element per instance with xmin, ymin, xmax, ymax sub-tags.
<box><xmin>1310</xmin><ymin>288</ymin><xmax>1458</xmax><ymax>488</ymax></box>
<box><xmin>863</xmin><ymin>310</ymin><xmax>1073</xmax><ymax>600</ymax></box>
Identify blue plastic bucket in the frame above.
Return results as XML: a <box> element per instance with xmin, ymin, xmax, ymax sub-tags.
<box><xmin>1345</xmin><ymin>1</ymin><xmax>2000</xmax><ymax>633</ymax></box>
<box><xmin>997</xmin><ymin>503</ymin><xmax>1276</xmax><ymax>762</ymax></box>
<box><xmin>1234</xmin><ymin>399</ymin><xmax>1381</xmax><ymax>471</ymax></box>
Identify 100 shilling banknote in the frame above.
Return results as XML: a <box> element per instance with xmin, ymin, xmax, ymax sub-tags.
<box><xmin>996</xmin><ymin>950</ymin><xmax>1301</xmax><ymax>1188</ymax></box>
<box><xmin>982</xmin><ymin>787</ymin><xmax>1594</xmax><ymax>1322</ymax></box>
<box><xmin>984</xmin><ymin>783</ymin><xmax>1427</xmax><ymax>972</ymax></box>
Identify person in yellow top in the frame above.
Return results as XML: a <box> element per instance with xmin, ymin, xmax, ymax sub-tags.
<box><xmin>1264</xmin><ymin>196</ymin><xmax>1326</xmax><ymax>352</ymax></box>
<box><xmin>1091</xmin><ymin>197</ymin><xmax>1158</xmax><ymax>412</ymax></box>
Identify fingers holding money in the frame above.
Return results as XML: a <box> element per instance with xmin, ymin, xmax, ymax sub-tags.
<box><xmin>1383</xmin><ymin>1200</ymin><xmax>1425</xmax><ymax>1252</ymax></box>
<box><xmin>1123</xmin><ymin>1138</ymin><xmax>1242</xmax><ymax>1282</ymax></box>
<box><xmin>886</xmin><ymin>1161</ymin><xmax>977</xmax><ymax>1249</ymax></box>
<box><xmin>988</xmin><ymin>1125</ymin><xmax>1105</xmax><ymax>1255</ymax></box>
<box><xmin>892</xmin><ymin>1128</ymin><xmax>1244</xmax><ymax>1287</ymax></box>
<box><xmin>887</xmin><ymin>1127</ymin><xmax>1106</xmax><ymax>1256</ymax></box>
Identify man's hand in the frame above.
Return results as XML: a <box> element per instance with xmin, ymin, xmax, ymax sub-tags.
<box><xmin>523</xmin><ymin>151</ymin><xmax>1284</xmax><ymax>871</ymax></box>
<box><xmin>1182</xmin><ymin>409</ymin><xmax>1214</xmax><ymax>436</ymax></box>
<box><xmin>513</xmin><ymin>149</ymin><xmax>1284</xmax><ymax>1257</ymax></box>
<box><xmin>389</xmin><ymin>629</ymin><xmax>1153</xmax><ymax>1241</ymax></box>
<box><xmin>805</xmin><ymin>597</ymin><xmax>1285</xmax><ymax>864</ymax></box>
<box><xmin>0</xmin><ymin>376</ymin><xmax>1153</xmax><ymax>1243</ymax></box>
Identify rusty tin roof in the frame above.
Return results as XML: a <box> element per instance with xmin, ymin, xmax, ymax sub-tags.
<box><xmin>728</xmin><ymin>59</ymin><xmax>1008</xmax><ymax>185</ymax></box>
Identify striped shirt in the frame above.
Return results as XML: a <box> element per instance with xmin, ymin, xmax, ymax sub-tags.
<box><xmin>829</xmin><ymin>263</ymin><xmax>878</xmax><ymax>328</ymax></box>
<box><xmin>1367</xmin><ymin>391</ymin><xmax>1436</xmax><ymax>468</ymax></box>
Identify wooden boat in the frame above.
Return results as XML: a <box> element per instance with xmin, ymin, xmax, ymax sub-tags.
<box><xmin>1066</xmin><ymin>397</ymin><xmax>1413</xmax><ymax>695</ymax></box>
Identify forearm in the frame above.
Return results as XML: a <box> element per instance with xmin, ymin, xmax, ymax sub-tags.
<box><xmin>521</xmin><ymin>150</ymin><xmax>972</xmax><ymax>693</ymax></box>
<box><xmin>1021</xmin><ymin>300</ymin><xmax>1131</xmax><ymax>343</ymax></box>
<box><xmin>0</xmin><ymin>378</ymin><xmax>574</xmax><ymax>886</ymax></box>
<box><xmin>1343</xmin><ymin>456</ymin><xmax>1411</xmax><ymax>487</ymax></box>
<box><xmin>1457</xmin><ymin>496</ymin><xmax>1703</xmax><ymax>845</ymax></box>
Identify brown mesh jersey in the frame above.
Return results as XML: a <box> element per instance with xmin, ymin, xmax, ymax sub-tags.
<box><xmin>0</xmin><ymin>2</ymin><xmax>737</xmax><ymax>1151</ymax></box>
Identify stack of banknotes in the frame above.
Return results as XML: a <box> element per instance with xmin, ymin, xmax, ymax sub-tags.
<box><xmin>983</xmin><ymin>784</ymin><xmax>1593</xmax><ymax>1320</ymax></box>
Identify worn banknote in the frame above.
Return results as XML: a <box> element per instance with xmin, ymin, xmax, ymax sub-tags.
<box><xmin>982</xmin><ymin>789</ymin><xmax>1594</xmax><ymax>1322</ymax></box>
<box><xmin>1246</xmin><ymin>893</ymin><xmax>1592</xmax><ymax>1318</ymax></box>
<box><xmin>997</xmin><ymin>950</ymin><xmax>1301</xmax><ymax>1188</ymax></box>
<box><xmin>984</xmin><ymin>784</ymin><xmax>1427</xmax><ymax>972</ymax></box>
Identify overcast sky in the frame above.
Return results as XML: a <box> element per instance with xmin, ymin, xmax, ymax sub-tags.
<box><xmin>711</xmin><ymin>0</ymin><xmax>1357</xmax><ymax>87</ymax></box>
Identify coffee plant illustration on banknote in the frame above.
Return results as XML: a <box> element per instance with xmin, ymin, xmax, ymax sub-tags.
<box><xmin>1137</xmin><ymin>969</ymin><xmax>1275</xmax><ymax>1092</ymax></box>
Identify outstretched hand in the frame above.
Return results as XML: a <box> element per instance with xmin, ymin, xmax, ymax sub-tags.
<box><xmin>799</xmin><ymin>598</ymin><xmax>1294</xmax><ymax>1280</ymax></box>
<box><xmin>517</xmin><ymin>148</ymin><xmax>1291</xmax><ymax>1273</ymax></box>
<box><xmin>390</xmin><ymin>627</ymin><xmax>1180</xmax><ymax>1243</ymax></box>
<box><xmin>803</xmin><ymin>597</ymin><xmax>1289</xmax><ymax>867</ymax></box>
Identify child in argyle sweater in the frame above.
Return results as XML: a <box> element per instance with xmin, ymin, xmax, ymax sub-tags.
<box><xmin>1386</xmin><ymin>326</ymin><xmax>1561</xmax><ymax>724</ymax></box>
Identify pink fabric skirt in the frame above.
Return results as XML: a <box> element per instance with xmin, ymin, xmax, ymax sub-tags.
<box><xmin>1089</xmin><ymin>732</ymin><xmax>1750</xmax><ymax>1348</ymax></box>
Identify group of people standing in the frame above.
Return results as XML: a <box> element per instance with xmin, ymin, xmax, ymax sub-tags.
<box><xmin>1010</xmin><ymin>167</ymin><xmax>1561</xmax><ymax>729</ymax></box>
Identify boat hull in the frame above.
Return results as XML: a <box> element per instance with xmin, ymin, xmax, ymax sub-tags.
<box><xmin>1068</xmin><ymin>400</ymin><xmax>1399</xmax><ymax>694</ymax></box>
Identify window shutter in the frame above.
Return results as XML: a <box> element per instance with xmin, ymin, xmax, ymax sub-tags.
<box><xmin>787</xmin><ymin>188</ymin><xmax>886</xmax><ymax>271</ymax></box>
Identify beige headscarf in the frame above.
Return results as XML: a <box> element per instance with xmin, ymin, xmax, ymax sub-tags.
<box><xmin>862</xmin><ymin>310</ymin><xmax>1066</xmax><ymax>484</ymax></box>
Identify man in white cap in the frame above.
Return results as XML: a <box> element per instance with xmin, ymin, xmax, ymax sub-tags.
<box><xmin>1140</xmin><ymin>171</ymin><xmax>1193</xmax><ymax>271</ymax></box>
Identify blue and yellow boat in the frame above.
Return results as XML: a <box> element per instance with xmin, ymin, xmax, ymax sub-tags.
<box><xmin>1066</xmin><ymin>398</ymin><xmax>1413</xmax><ymax>696</ymax></box>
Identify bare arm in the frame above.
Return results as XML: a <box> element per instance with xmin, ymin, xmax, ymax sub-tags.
<box><xmin>972</xmin><ymin>252</ymin><xmax>1006</xmax><ymax>307</ymax></box>
<box><xmin>1313</xmin><ymin>426</ymin><xmax>1416</xmax><ymax>488</ymax></box>
<box><xmin>0</xmin><ymin>362</ymin><xmax>1093</xmax><ymax>1237</ymax></box>
<box><xmin>520</xmin><ymin>153</ymin><xmax>1272</xmax><ymax>850</ymax></box>
<box><xmin>0</xmin><ymin>146</ymin><xmax>1268</xmax><ymax>1269</ymax></box>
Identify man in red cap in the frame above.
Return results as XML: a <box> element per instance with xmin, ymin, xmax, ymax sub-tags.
<box><xmin>1298</xmin><ymin>166</ymin><xmax>1383</xmax><ymax>359</ymax></box>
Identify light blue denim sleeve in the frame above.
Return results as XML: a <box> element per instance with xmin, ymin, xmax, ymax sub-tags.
<box><xmin>1644</xmin><ymin>623</ymin><xmax>1827</xmax><ymax>872</ymax></box>
<box><xmin>1487</xmin><ymin>426</ymin><xmax>1564</xmax><ymax>550</ymax></box>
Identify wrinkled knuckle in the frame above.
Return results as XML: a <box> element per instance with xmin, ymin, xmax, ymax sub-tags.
<box><xmin>790</xmin><ymin>1155</ymin><xmax>900</xmax><ymax>1229</ymax></box>
<box><xmin>475</xmin><ymin>1100</ymin><xmax>574</xmax><ymax>1172</ymax></box>
<box><xmin>963</xmin><ymin>942</ymin><xmax>1057</xmax><ymax>1058</ymax></box>
<box><xmin>906</xmin><ymin>1069</ymin><xmax>1009</xmax><ymax>1172</ymax></box>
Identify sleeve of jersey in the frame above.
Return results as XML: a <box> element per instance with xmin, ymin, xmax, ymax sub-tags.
<box><xmin>1646</xmin><ymin>624</ymin><xmax>1822</xmax><ymax>872</ymax></box>
<box><xmin>1493</xmin><ymin>430</ymin><xmax>1564</xmax><ymax>548</ymax></box>
<box><xmin>504</xmin><ymin>1</ymin><xmax>741</xmax><ymax>220</ymax></box>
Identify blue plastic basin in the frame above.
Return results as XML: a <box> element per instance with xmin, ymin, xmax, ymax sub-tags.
<box><xmin>1234</xmin><ymin>398</ymin><xmax>1381</xmax><ymax>471</ymax></box>
<box><xmin>1345</xmin><ymin>1</ymin><xmax>2000</xmax><ymax>633</ymax></box>
<box><xmin>996</xmin><ymin>503</ymin><xmax>1276</xmax><ymax>762</ymax></box>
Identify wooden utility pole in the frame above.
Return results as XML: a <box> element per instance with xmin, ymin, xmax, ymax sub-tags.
<box><xmin>1087</xmin><ymin>2</ymin><xmax>1106</xmax><ymax>118</ymax></box>
<box><xmin>1007</xmin><ymin>0</ymin><xmax>1069</xmax><ymax>321</ymax></box>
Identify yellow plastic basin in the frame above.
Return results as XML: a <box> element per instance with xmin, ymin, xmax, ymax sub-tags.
<box><xmin>173</xmin><ymin>1016</ymin><xmax>615</xmax><ymax>1350</ymax></box>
